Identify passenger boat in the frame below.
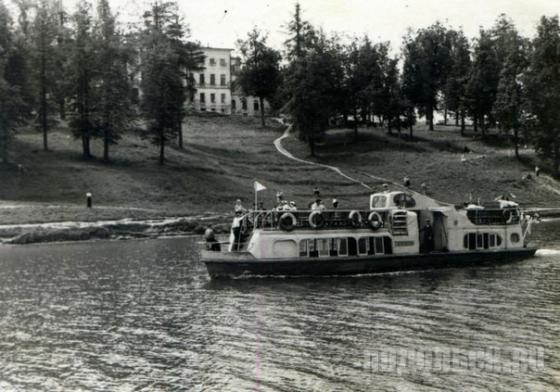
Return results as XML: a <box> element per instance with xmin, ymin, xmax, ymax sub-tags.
<box><xmin>201</xmin><ymin>190</ymin><xmax>537</xmax><ymax>279</ymax></box>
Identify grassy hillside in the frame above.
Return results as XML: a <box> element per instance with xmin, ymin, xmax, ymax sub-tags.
<box><xmin>1</xmin><ymin>115</ymin><xmax>559</xmax><ymax>225</ymax></box>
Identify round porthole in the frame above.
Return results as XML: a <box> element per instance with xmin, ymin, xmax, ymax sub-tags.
<box><xmin>511</xmin><ymin>233</ymin><xmax>520</xmax><ymax>243</ymax></box>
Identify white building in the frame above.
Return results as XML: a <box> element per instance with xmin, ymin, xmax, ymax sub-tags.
<box><xmin>188</xmin><ymin>48</ymin><xmax>271</xmax><ymax>116</ymax></box>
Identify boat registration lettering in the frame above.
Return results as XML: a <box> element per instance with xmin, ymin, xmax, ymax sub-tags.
<box><xmin>394</xmin><ymin>241</ymin><xmax>414</xmax><ymax>247</ymax></box>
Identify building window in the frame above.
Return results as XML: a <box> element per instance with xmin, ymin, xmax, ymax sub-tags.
<box><xmin>210</xmin><ymin>93</ymin><xmax>215</xmax><ymax>103</ymax></box>
<box><xmin>220</xmin><ymin>74</ymin><xmax>226</xmax><ymax>86</ymax></box>
<box><xmin>254</xmin><ymin>100</ymin><xmax>259</xmax><ymax>111</ymax></box>
<box><xmin>200</xmin><ymin>92</ymin><xmax>205</xmax><ymax>103</ymax></box>
<box><xmin>210</xmin><ymin>74</ymin><xmax>215</xmax><ymax>85</ymax></box>
<box><xmin>221</xmin><ymin>93</ymin><xmax>226</xmax><ymax>104</ymax></box>
<box><xmin>209</xmin><ymin>58</ymin><xmax>216</xmax><ymax>66</ymax></box>
<box><xmin>231</xmin><ymin>99</ymin><xmax>237</xmax><ymax>110</ymax></box>
<box><xmin>220</xmin><ymin>58</ymin><xmax>227</xmax><ymax>67</ymax></box>
<box><xmin>242</xmin><ymin>98</ymin><xmax>247</xmax><ymax>110</ymax></box>
<box><xmin>199</xmin><ymin>74</ymin><xmax>205</xmax><ymax>85</ymax></box>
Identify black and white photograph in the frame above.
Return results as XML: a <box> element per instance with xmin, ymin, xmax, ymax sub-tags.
<box><xmin>0</xmin><ymin>0</ymin><xmax>558</xmax><ymax>390</ymax></box>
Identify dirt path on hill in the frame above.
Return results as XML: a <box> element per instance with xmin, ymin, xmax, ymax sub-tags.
<box><xmin>273</xmin><ymin>126</ymin><xmax>452</xmax><ymax>206</ymax></box>
<box><xmin>273</xmin><ymin>126</ymin><xmax>374</xmax><ymax>190</ymax></box>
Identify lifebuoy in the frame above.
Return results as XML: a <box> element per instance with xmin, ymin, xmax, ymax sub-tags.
<box><xmin>279</xmin><ymin>212</ymin><xmax>297</xmax><ymax>231</ymax></box>
<box><xmin>309</xmin><ymin>211</ymin><xmax>325</xmax><ymax>229</ymax></box>
<box><xmin>348</xmin><ymin>210</ymin><xmax>362</xmax><ymax>228</ymax></box>
<box><xmin>368</xmin><ymin>211</ymin><xmax>383</xmax><ymax>230</ymax></box>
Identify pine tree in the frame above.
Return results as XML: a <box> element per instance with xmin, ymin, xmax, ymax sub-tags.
<box><xmin>68</xmin><ymin>0</ymin><xmax>96</xmax><ymax>158</ymax></box>
<box><xmin>139</xmin><ymin>1</ymin><xmax>201</xmax><ymax>164</ymax></box>
<box><xmin>0</xmin><ymin>1</ymin><xmax>32</xmax><ymax>163</ymax></box>
<box><xmin>32</xmin><ymin>0</ymin><xmax>59</xmax><ymax>151</ymax></box>
<box><xmin>92</xmin><ymin>0</ymin><xmax>133</xmax><ymax>162</ymax></box>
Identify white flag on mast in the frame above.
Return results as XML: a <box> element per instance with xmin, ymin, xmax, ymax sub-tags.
<box><xmin>254</xmin><ymin>181</ymin><xmax>267</xmax><ymax>192</ymax></box>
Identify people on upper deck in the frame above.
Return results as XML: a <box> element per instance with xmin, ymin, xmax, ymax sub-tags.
<box><xmin>234</xmin><ymin>199</ymin><xmax>246</xmax><ymax>214</ymax></box>
<box><xmin>332</xmin><ymin>198</ymin><xmax>339</xmax><ymax>209</ymax></box>
<box><xmin>311</xmin><ymin>198</ymin><xmax>326</xmax><ymax>212</ymax></box>
<box><xmin>403</xmin><ymin>176</ymin><xmax>411</xmax><ymax>188</ymax></box>
<box><xmin>231</xmin><ymin>209</ymin><xmax>244</xmax><ymax>251</ymax></box>
<box><xmin>289</xmin><ymin>201</ymin><xmax>297</xmax><ymax>211</ymax></box>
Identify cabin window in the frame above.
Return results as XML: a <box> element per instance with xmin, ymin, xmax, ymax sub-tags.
<box><xmin>497</xmin><ymin>235</ymin><xmax>502</xmax><ymax>246</ymax></box>
<box><xmin>368</xmin><ymin>237</ymin><xmax>375</xmax><ymax>255</ymax></box>
<box><xmin>371</xmin><ymin>196</ymin><xmax>387</xmax><ymax>209</ymax></box>
<box><xmin>273</xmin><ymin>240</ymin><xmax>297</xmax><ymax>257</ymax></box>
<box><xmin>308</xmin><ymin>239</ymin><xmax>318</xmax><ymax>257</ymax></box>
<box><xmin>338</xmin><ymin>238</ymin><xmax>348</xmax><ymax>256</ymax></box>
<box><xmin>476</xmin><ymin>234</ymin><xmax>483</xmax><ymax>248</ymax></box>
<box><xmin>375</xmin><ymin>237</ymin><xmax>384</xmax><ymax>254</ymax></box>
<box><xmin>358</xmin><ymin>238</ymin><xmax>368</xmax><ymax>255</ymax></box>
<box><xmin>483</xmin><ymin>233</ymin><xmax>489</xmax><ymax>249</ymax></box>
<box><xmin>318</xmin><ymin>239</ymin><xmax>329</xmax><ymax>257</ymax></box>
<box><xmin>393</xmin><ymin>193</ymin><xmax>416</xmax><ymax>208</ymax></box>
<box><xmin>348</xmin><ymin>237</ymin><xmax>357</xmax><ymax>256</ymax></box>
<box><xmin>489</xmin><ymin>234</ymin><xmax>496</xmax><ymax>247</ymax></box>
<box><xmin>384</xmin><ymin>237</ymin><xmax>393</xmax><ymax>254</ymax></box>
<box><xmin>511</xmin><ymin>233</ymin><xmax>520</xmax><ymax>243</ymax></box>
<box><xmin>299</xmin><ymin>240</ymin><xmax>307</xmax><ymax>256</ymax></box>
<box><xmin>329</xmin><ymin>238</ymin><xmax>338</xmax><ymax>256</ymax></box>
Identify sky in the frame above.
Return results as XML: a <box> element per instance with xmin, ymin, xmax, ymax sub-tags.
<box><xmin>65</xmin><ymin>0</ymin><xmax>560</xmax><ymax>52</ymax></box>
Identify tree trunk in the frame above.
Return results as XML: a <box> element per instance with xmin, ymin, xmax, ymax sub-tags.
<box><xmin>514</xmin><ymin>128</ymin><xmax>519</xmax><ymax>160</ymax></box>
<box><xmin>103</xmin><ymin>129</ymin><xmax>110</xmax><ymax>162</ymax></box>
<box><xmin>40</xmin><ymin>44</ymin><xmax>48</xmax><ymax>151</ymax></box>
<box><xmin>473</xmin><ymin>114</ymin><xmax>478</xmax><ymax>133</ymax></box>
<box><xmin>555</xmin><ymin>142</ymin><xmax>559</xmax><ymax>178</ymax></box>
<box><xmin>353</xmin><ymin>108</ymin><xmax>358</xmax><ymax>142</ymax></box>
<box><xmin>259</xmin><ymin>97</ymin><xmax>265</xmax><ymax>127</ymax></box>
<box><xmin>481</xmin><ymin>115</ymin><xmax>486</xmax><ymax>139</ymax></box>
<box><xmin>428</xmin><ymin>108</ymin><xmax>434</xmax><ymax>131</ymax></box>
<box><xmin>460</xmin><ymin>111</ymin><xmax>466</xmax><ymax>136</ymax></box>
<box><xmin>409</xmin><ymin>124</ymin><xmax>413</xmax><ymax>139</ymax></box>
<box><xmin>178</xmin><ymin>121</ymin><xmax>183</xmax><ymax>149</ymax></box>
<box><xmin>159</xmin><ymin>129</ymin><xmax>165</xmax><ymax>165</ymax></box>
<box><xmin>82</xmin><ymin>135</ymin><xmax>90</xmax><ymax>159</ymax></box>
<box><xmin>387</xmin><ymin>117</ymin><xmax>393</xmax><ymax>134</ymax></box>
<box><xmin>59</xmin><ymin>100</ymin><xmax>65</xmax><ymax>120</ymax></box>
<box><xmin>0</xmin><ymin>128</ymin><xmax>7</xmax><ymax>164</ymax></box>
<box><xmin>455</xmin><ymin>111</ymin><xmax>459</xmax><ymax>127</ymax></box>
<box><xmin>444</xmin><ymin>105</ymin><xmax>448</xmax><ymax>126</ymax></box>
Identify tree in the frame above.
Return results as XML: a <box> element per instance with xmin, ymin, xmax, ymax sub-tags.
<box><xmin>444</xmin><ymin>29</ymin><xmax>471</xmax><ymax>134</ymax></box>
<box><xmin>284</xmin><ymin>2</ymin><xmax>315</xmax><ymax>61</ymax></box>
<box><xmin>466</xmin><ymin>29</ymin><xmax>500</xmax><ymax>137</ymax></box>
<box><xmin>92</xmin><ymin>0</ymin><xmax>133</xmax><ymax>162</ymax></box>
<box><xmin>68</xmin><ymin>0</ymin><xmax>96</xmax><ymax>158</ymax></box>
<box><xmin>140</xmin><ymin>1</ymin><xmax>200</xmax><ymax>164</ymax></box>
<box><xmin>402</xmin><ymin>23</ymin><xmax>452</xmax><ymax>131</ymax></box>
<box><xmin>291</xmin><ymin>31</ymin><xmax>344</xmax><ymax>155</ymax></box>
<box><xmin>525</xmin><ymin>16</ymin><xmax>560</xmax><ymax>176</ymax></box>
<box><xmin>0</xmin><ymin>1</ymin><xmax>32</xmax><ymax>163</ymax></box>
<box><xmin>32</xmin><ymin>0</ymin><xmax>59</xmax><ymax>151</ymax></box>
<box><xmin>494</xmin><ymin>32</ymin><xmax>529</xmax><ymax>159</ymax></box>
<box><xmin>237</xmin><ymin>29</ymin><xmax>281</xmax><ymax>127</ymax></box>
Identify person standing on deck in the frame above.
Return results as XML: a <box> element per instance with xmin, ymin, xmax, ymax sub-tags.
<box><xmin>421</xmin><ymin>219</ymin><xmax>434</xmax><ymax>253</ymax></box>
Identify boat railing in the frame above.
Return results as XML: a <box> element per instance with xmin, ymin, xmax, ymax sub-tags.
<box><xmin>245</xmin><ymin>209</ymin><xmax>390</xmax><ymax>231</ymax></box>
<box><xmin>466</xmin><ymin>207</ymin><xmax>521</xmax><ymax>226</ymax></box>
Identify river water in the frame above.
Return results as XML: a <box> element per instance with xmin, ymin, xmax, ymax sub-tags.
<box><xmin>0</xmin><ymin>221</ymin><xmax>559</xmax><ymax>391</ymax></box>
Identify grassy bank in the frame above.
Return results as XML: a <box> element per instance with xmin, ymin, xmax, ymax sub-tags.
<box><xmin>1</xmin><ymin>116</ymin><xmax>560</xmax><ymax>230</ymax></box>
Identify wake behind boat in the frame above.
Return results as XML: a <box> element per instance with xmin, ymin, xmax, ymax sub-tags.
<box><xmin>201</xmin><ymin>188</ymin><xmax>538</xmax><ymax>279</ymax></box>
